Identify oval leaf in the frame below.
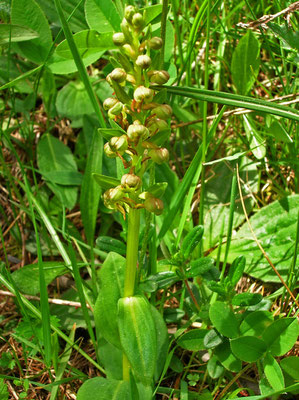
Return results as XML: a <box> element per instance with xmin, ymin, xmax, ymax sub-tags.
<box><xmin>262</xmin><ymin>318</ymin><xmax>299</xmax><ymax>356</ymax></box>
<box><xmin>263</xmin><ymin>353</ymin><xmax>285</xmax><ymax>391</ymax></box>
<box><xmin>209</xmin><ymin>301</ymin><xmax>239</xmax><ymax>338</ymax></box>
<box><xmin>230</xmin><ymin>336</ymin><xmax>267</xmax><ymax>362</ymax></box>
<box><xmin>240</xmin><ymin>311</ymin><xmax>274</xmax><ymax>337</ymax></box>
<box><xmin>232</xmin><ymin>293</ymin><xmax>262</xmax><ymax>307</ymax></box>
<box><xmin>177</xmin><ymin>329</ymin><xmax>208</xmax><ymax>351</ymax></box>
<box><xmin>77</xmin><ymin>377</ymin><xmax>131</xmax><ymax>400</ymax></box>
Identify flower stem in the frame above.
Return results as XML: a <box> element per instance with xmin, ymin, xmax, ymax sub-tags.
<box><xmin>124</xmin><ymin>207</ymin><xmax>141</xmax><ymax>297</ymax></box>
<box><xmin>123</xmin><ymin>206</ymin><xmax>141</xmax><ymax>380</ymax></box>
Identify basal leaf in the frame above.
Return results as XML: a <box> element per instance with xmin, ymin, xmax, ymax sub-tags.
<box><xmin>77</xmin><ymin>377</ymin><xmax>131</xmax><ymax>400</ymax></box>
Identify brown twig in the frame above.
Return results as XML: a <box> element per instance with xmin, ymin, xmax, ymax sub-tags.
<box><xmin>0</xmin><ymin>290</ymin><xmax>91</xmax><ymax>309</ymax></box>
<box><xmin>237</xmin><ymin>1</ymin><xmax>299</xmax><ymax>29</ymax></box>
<box><xmin>236</xmin><ymin>164</ymin><xmax>299</xmax><ymax>309</ymax></box>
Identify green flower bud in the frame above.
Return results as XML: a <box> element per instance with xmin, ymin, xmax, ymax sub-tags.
<box><xmin>103</xmin><ymin>186</ymin><xmax>124</xmax><ymax>209</ymax></box>
<box><xmin>122</xmin><ymin>44</ymin><xmax>137</xmax><ymax>59</ymax></box>
<box><xmin>127</xmin><ymin>122</ymin><xmax>149</xmax><ymax>141</ymax></box>
<box><xmin>108</xmin><ymin>102</ymin><xmax>123</xmax><ymax>118</ymax></box>
<box><xmin>113</xmin><ymin>32</ymin><xmax>126</xmax><ymax>46</ymax></box>
<box><xmin>151</xmin><ymin>104</ymin><xmax>172</xmax><ymax>120</ymax></box>
<box><xmin>147</xmin><ymin>118</ymin><xmax>168</xmax><ymax>135</ymax></box>
<box><xmin>148</xmin><ymin>147</ymin><xmax>169</xmax><ymax>164</ymax></box>
<box><xmin>148</xmin><ymin>37</ymin><xmax>163</xmax><ymax>50</ymax></box>
<box><xmin>149</xmin><ymin>70</ymin><xmax>170</xmax><ymax>84</ymax></box>
<box><xmin>104</xmin><ymin>142</ymin><xmax>117</xmax><ymax>158</ymax></box>
<box><xmin>144</xmin><ymin>197</ymin><xmax>164</xmax><ymax>215</ymax></box>
<box><xmin>109</xmin><ymin>135</ymin><xmax>128</xmax><ymax>152</ymax></box>
<box><xmin>103</xmin><ymin>97</ymin><xmax>119</xmax><ymax>110</ymax></box>
<box><xmin>132</xmin><ymin>12</ymin><xmax>145</xmax><ymax>30</ymax></box>
<box><xmin>135</xmin><ymin>55</ymin><xmax>152</xmax><ymax>69</ymax></box>
<box><xmin>134</xmin><ymin>86</ymin><xmax>154</xmax><ymax>103</ymax></box>
<box><xmin>121</xmin><ymin>174</ymin><xmax>142</xmax><ymax>192</ymax></box>
<box><xmin>124</xmin><ymin>5</ymin><xmax>136</xmax><ymax>22</ymax></box>
<box><xmin>108</xmin><ymin>68</ymin><xmax>127</xmax><ymax>83</ymax></box>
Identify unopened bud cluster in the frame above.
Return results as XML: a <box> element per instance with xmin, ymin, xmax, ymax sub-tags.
<box><xmin>102</xmin><ymin>5</ymin><xmax>173</xmax><ymax>217</ymax></box>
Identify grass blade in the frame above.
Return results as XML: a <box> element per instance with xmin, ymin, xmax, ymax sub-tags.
<box><xmin>154</xmin><ymin>85</ymin><xmax>299</xmax><ymax>121</ymax></box>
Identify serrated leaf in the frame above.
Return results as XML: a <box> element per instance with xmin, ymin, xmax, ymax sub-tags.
<box><xmin>209</xmin><ymin>301</ymin><xmax>239</xmax><ymax>338</ymax></box>
<box><xmin>56</xmin><ymin>30</ymin><xmax>116</xmax><ymax>59</ymax></box>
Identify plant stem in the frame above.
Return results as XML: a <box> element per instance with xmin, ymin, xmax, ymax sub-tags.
<box><xmin>123</xmin><ymin>207</ymin><xmax>141</xmax><ymax>380</ymax></box>
<box><xmin>124</xmin><ymin>207</ymin><xmax>141</xmax><ymax>297</ymax></box>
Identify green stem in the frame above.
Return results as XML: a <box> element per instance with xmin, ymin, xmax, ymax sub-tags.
<box><xmin>159</xmin><ymin>0</ymin><xmax>169</xmax><ymax>69</ymax></box>
<box><xmin>124</xmin><ymin>207</ymin><xmax>141</xmax><ymax>297</ymax></box>
<box><xmin>123</xmin><ymin>207</ymin><xmax>141</xmax><ymax>380</ymax></box>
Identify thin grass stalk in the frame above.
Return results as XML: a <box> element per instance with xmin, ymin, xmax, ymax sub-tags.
<box><xmin>68</xmin><ymin>243</ymin><xmax>97</xmax><ymax>354</ymax></box>
<box><xmin>159</xmin><ymin>0</ymin><xmax>169</xmax><ymax>69</ymax></box>
<box><xmin>53</xmin><ymin>0</ymin><xmax>105</xmax><ymax>127</ymax></box>
<box><xmin>198</xmin><ymin>0</ymin><xmax>211</xmax><ymax>255</ymax></box>
<box><xmin>170</xmin><ymin>0</ymin><xmax>184</xmax><ymax>69</ymax></box>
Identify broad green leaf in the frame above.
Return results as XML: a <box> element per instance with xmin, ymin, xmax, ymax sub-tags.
<box><xmin>0</xmin><ymin>57</ymin><xmax>38</xmax><ymax>93</ymax></box>
<box><xmin>85</xmin><ymin>0</ymin><xmax>122</xmax><ymax>33</ymax></box>
<box><xmin>48</xmin><ymin>51</ymin><xmax>105</xmax><ymax>75</ymax></box>
<box><xmin>240</xmin><ymin>311</ymin><xmax>274</xmax><ymax>337</ymax></box>
<box><xmin>97</xmin><ymin>337</ymin><xmax>123</xmax><ymax>380</ymax></box>
<box><xmin>280</xmin><ymin>356</ymin><xmax>299</xmax><ymax>381</ymax></box>
<box><xmin>77</xmin><ymin>377</ymin><xmax>131</xmax><ymax>400</ymax></box>
<box><xmin>204</xmin><ymin>159</ymin><xmax>258</xmax><ymax>250</ymax></box>
<box><xmin>98</xmin><ymin>128</ymin><xmax>125</xmax><ymax>141</ymax></box>
<box><xmin>263</xmin><ymin>353</ymin><xmax>285</xmax><ymax>391</ymax></box>
<box><xmin>231</xmin><ymin>30</ymin><xmax>260</xmax><ymax>95</ymax></box>
<box><xmin>262</xmin><ymin>318</ymin><xmax>299</xmax><ymax>356</ymax></box>
<box><xmin>268</xmin><ymin>22</ymin><xmax>299</xmax><ymax>51</ymax></box>
<box><xmin>231</xmin><ymin>293</ymin><xmax>262</xmax><ymax>307</ymax></box>
<box><xmin>94</xmin><ymin>252</ymin><xmax>125</xmax><ymax>348</ymax></box>
<box><xmin>219</xmin><ymin>195</ymin><xmax>299</xmax><ymax>282</ymax></box>
<box><xmin>207</xmin><ymin>356</ymin><xmax>224</xmax><ymax>379</ymax></box>
<box><xmin>56</xmin><ymin>80</ymin><xmax>95</xmax><ymax>122</ymax></box>
<box><xmin>93</xmin><ymin>173</ymin><xmax>120</xmax><ymax>191</ymax></box>
<box><xmin>96</xmin><ymin>236</ymin><xmax>126</xmax><ymax>256</ymax></box>
<box><xmin>11</xmin><ymin>262</ymin><xmax>67</xmax><ymax>295</ymax></box>
<box><xmin>243</xmin><ymin>115</ymin><xmax>266</xmax><ymax>160</ymax></box>
<box><xmin>118</xmin><ymin>296</ymin><xmax>157</xmax><ymax>384</ymax></box>
<box><xmin>203</xmin><ymin>329</ymin><xmax>223</xmax><ymax>349</ymax></box>
<box><xmin>214</xmin><ymin>340</ymin><xmax>242</xmax><ymax>372</ymax></box>
<box><xmin>56</xmin><ymin>30</ymin><xmax>116</xmax><ymax>59</ymax></box>
<box><xmin>42</xmin><ymin>170</ymin><xmax>83</xmax><ymax>185</ymax></box>
<box><xmin>230</xmin><ymin>336</ymin><xmax>267</xmax><ymax>362</ymax></box>
<box><xmin>142</xmin><ymin>4</ymin><xmax>163</xmax><ymax>25</ymax></box>
<box><xmin>209</xmin><ymin>301</ymin><xmax>239</xmax><ymax>338</ymax></box>
<box><xmin>80</xmin><ymin>129</ymin><xmax>103</xmax><ymax>244</ymax></box>
<box><xmin>37</xmin><ymin>134</ymin><xmax>79</xmax><ymax>209</ymax></box>
<box><xmin>11</xmin><ymin>0</ymin><xmax>52</xmax><ymax>63</ymax></box>
<box><xmin>0</xmin><ymin>24</ymin><xmax>39</xmax><ymax>45</ymax></box>
<box><xmin>39</xmin><ymin>0</ymin><xmax>88</xmax><ymax>33</ymax></box>
<box><xmin>177</xmin><ymin>329</ymin><xmax>208</xmax><ymax>351</ymax></box>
